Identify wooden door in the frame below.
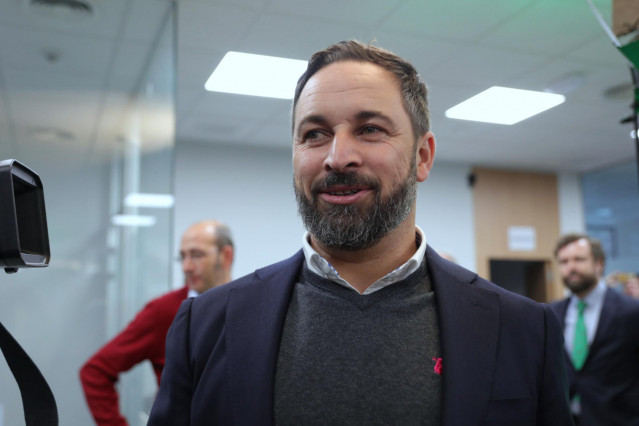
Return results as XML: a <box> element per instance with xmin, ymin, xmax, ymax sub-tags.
<box><xmin>472</xmin><ymin>167</ymin><xmax>564</xmax><ymax>302</ymax></box>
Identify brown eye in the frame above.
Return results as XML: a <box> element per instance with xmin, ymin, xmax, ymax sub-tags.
<box><xmin>359</xmin><ymin>125</ymin><xmax>386</xmax><ymax>142</ymax></box>
<box><xmin>362</xmin><ymin>125</ymin><xmax>381</xmax><ymax>134</ymax></box>
<box><xmin>302</xmin><ymin>129</ymin><xmax>330</xmax><ymax>144</ymax></box>
<box><xmin>305</xmin><ymin>130</ymin><xmax>322</xmax><ymax>140</ymax></box>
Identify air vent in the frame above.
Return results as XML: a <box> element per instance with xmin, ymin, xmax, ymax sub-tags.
<box><xmin>603</xmin><ymin>82</ymin><xmax>633</xmax><ymax>101</ymax></box>
<box><xmin>28</xmin><ymin>126</ymin><xmax>75</xmax><ymax>142</ymax></box>
<box><xmin>27</xmin><ymin>0</ymin><xmax>94</xmax><ymax>20</ymax></box>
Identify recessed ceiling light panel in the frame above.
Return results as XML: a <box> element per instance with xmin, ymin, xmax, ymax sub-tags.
<box><xmin>111</xmin><ymin>215</ymin><xmax>156</xmax><ymax>227</ymax></box>
<box><xmin>205</xmin><ymin>52</ymin><xmax>308</xmax><ymax>99</ymax></box>
<box><xmin>445</xmin><ymin>86</ymin><xmax>566</xmax><ymax>125</ymax></box>
<box><xmin>124</xmin><ymin>193</ymin><xmax>174</xmax><ymax>208</ymax></box>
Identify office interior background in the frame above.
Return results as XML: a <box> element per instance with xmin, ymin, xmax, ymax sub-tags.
<box><xmin>1</xmin><ymin>0</ymin><xmax>638</xmax><ymax>424</ymax></box>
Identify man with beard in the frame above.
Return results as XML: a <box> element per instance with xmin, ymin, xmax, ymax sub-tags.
<box><xmin>80</xmin><ymin>220</ymin><xmax>234</xmax><ymax>425</ymax></box>
<box><xmin>148</xmin><ymin>40</ymin><xmax>572</xmax><ymax>426</ymax></box>
<box><xmin>551</xmin><ymin>234</ymin><xmax>639</xmax><ymax>425</ymax></box>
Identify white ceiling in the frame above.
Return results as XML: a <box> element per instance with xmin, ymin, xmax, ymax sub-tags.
<box><xmin>0</xmin><ymin>0</ymin><xmax>637</xmax><ymax>173</ymax></box>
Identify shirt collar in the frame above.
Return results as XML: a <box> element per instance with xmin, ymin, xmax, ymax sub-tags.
<box><xmin>301</xmin><ymin>225</ymin><xmax>427</xmax><ymax>295</ymax></box>
<box><xmin>187</xmin><ymin>288</ymin><xmax>199</xmax><ymax>298</ymax></box>
<box><xmin>571</xmin><ymin>279</ymin><xmax>606</xmax><ymax>308</ymax></box>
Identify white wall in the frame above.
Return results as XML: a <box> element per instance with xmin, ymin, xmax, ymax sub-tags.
<box><xmin>415</xmin><ymin>162</ymin><xmax>476</xmax><ymax>271</ymax></box>
<box><xmin>173</xmin><ymin>143</ymin><xmax>305</xmax><ymax>284</ymax></box>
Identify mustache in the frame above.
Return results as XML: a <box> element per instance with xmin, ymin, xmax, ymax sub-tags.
<box><xmin>310</xmin><ymin>172</ymin><xmax>380</xmax><ymax>193</ymax></box>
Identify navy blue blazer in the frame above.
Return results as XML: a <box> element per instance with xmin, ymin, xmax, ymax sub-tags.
<box><xmin>149</xmin><ymin>247</ymin><xmax>572</xmax><ymax>425</ymax></box>
<box><xmin>551</xmin><ymin>288</ymin><xmax>639</xmax><ymax>426</ymax></box>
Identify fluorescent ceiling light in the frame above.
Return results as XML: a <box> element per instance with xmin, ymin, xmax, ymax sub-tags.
<box><xmin>124</xmin><ymin>193</ymin><xmax>174</xmax><ymax>208</ymax></box>
<box><xmin>111</xmin><ymin>215</ymin><xmax>156</xmax><ymax>227</ymax></box>
<box><xmin>445</xmin><ymin>86</ymin><xmax>565</xmax><ymax>125</ymax></box>
<box><xmin>205</xmin><ymin>52</ymin><xmax>308</xmax><ymax>99</ymax></box>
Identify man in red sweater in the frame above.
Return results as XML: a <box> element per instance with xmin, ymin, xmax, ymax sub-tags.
<box><xmin>79</xmin><ymin>220</ymin><xmax>234</xmax><ymax>425</ymax></box>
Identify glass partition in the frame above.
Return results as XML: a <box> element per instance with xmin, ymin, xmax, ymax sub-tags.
<box><xmin>583</xmin><ymin>161</ymin><xmax>639</xmax><ymax>292</ymax></box>
<box><xmin>111</xmin><ymin>7</ymin><xmax>177</xmax><ymax>422</ymax></box>
<box><xmin>0</xmin><ymin>2</ymin><xmax>176</xmax><ymax>425</ymax></box>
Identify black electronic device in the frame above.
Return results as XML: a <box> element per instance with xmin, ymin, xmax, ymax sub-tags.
<box><xmin>0</xmin><ymin>159</ymin><xmax>50</xmax><ymax>274</ymax></box>
<box><xmin>0</xmin><ymin>158</ymin><xmax>57</xmax><ymax>425</ymax></box>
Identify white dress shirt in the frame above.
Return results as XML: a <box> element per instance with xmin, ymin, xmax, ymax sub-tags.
<box><xmin>301</xmin><ymin>225</ymin><xmax>427</xmax><ymax>295</ymax></box>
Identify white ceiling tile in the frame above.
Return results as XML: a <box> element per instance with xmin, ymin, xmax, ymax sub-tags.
<box><xmin>3</xmin><ymin>66</ymin><xmax>102</xmax><ymax>93</ymax></box>
<box><xmin>424</xmin><ymin>45</ymin><xmax>548</xmax><ymax>88</ymax></box>
<box><xmin>237</xmin><ymin>13</ymin><xmax>374</xmax><ymax>59</ymax></box>
<box><xmin>6</xmin><ymin>70</ymin><xmax>102</xmax><ymax>152</ymax></box>
<box><xmin>479</xmin><ymin>0</ymin><xmax>606</xmax><ymax>55</ymax></box>
<box><xmin>89</xmin><ymin>92</ymin><xmax>135</xmax><ymax>153</ymax></box>
<box><xmin>177</xmin><ymin>115</ymin><xmax>247</xmax><ymax>144</ymax></box>
<box><xmin>177</xmin><ymin>3</ymin><xmax>256</xmax><ymax>53</ymax></box>
<box><xmin>355</xmin><ymin>32</ymin><xmax>464</xmax><ymax>79</ymax></box>
<box><xmin>176</xmin><ymin>88</ymin><xmax>204</xmax><ymax>118</ymax></box>
<box><xmin>243</xmin><ymin>102</ymin><xmax>293</xmax><ymax>148</ymax></box>
<box><xmin>510</xmin><ymin>59</ymin><xmax>631</xmax><ymax>105</ymax></box>
<box><xmin>179</xmin><ymin>0</ymin><xmax>271</xmax><ymax>10</ymax></box>
<box><xmin>0</xmin><ymin>26</ymin><xmax>113</xmax><ymax>80</ymax></box>
<box><xmin>434</xmin><ymin>116</ymin><xmax>631</xmax><ymax>173</ymax></box>
<box><xmin>111</xmin><ymin>41</ymin><xmax>155</xmax><ymax>84</ymax></box>
<box><xmin>380</xmin><ymin>0</ymin><xmax>536</xmax><ymax>42</ymax></box>
<box><xmin>121</xmin><ymin>0</ymin><xmax>173</xmax><ymax>43</ymax></box>
<box><xmin>266</xmin><ymin>0</ymin><xmax>404</xmax><ymax>26</ymax></box>
<box><xmin>11</xmin><ymin>92</ymin><xmax>100</xmax><ymax>135</ymax></box>
<box><xmin>193</xmin><ymin>91</ymin><xmax>289</xmax><ymax>120</ymax></box>
<box><xmin>0</xmin><ymin>0</ymin><xmax>130</xmax><ymax>39</ymax></box>
<box><xmin>177</xmin><ymin>50</ymin><xmax>224</xmax><ymax>90</ymax></box>
<box><xmin>428</xmin><ymin>74</ymin><xmax>633</xmax><ymax>172</ymax></box>
<box><xmin>0</xmin><ymin>0</ymin><xmax>635</xmax><ymax>172</ymax></box>
<box><xmin>177</xmin><ymin>96</ymin><xmax>290</xmax><ymax>146</ymax></box>
<box><xmin>567</xmin><ymin>34</ymin><xmax>632</xmax><ymax>67</ymax></box>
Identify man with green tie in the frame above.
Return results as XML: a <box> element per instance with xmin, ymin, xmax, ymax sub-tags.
<box><xmin>551</xmin><ymin>234</ymin><xmax>639</xmax><ymax>425</ymax></box>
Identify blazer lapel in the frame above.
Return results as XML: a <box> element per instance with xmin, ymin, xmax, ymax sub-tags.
<box><xmin>427</xmin><ymin>247</ymin><xmax>500</xmax><ymax>426</ymax></box>
<box><xmin>554</xmin><ymin>298</ymin><xmax>569</xmax><ymax>330</ymax></box>
<box><xmin>225</xmin><ymin>252</ymin><xmax>304</xmax><ymax>425</ymax></box>
<box><xmin>587</xmin><ymin>288</ymin><xmax>617</xmax><ymax>358</ymax></box>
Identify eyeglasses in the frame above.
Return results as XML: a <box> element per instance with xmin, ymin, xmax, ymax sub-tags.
<box><xmin>177</xmin><ymin>249</ymin><xmax>214</xmax><ymax>262</ymax></box>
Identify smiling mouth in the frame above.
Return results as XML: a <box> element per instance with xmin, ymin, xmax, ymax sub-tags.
<box><xmin>326</xmin><ymin>189</ymin><xmax>361</xmax><ymax>196</ymax></box>
<box><xmin>311</xmin><ymin>172</ymin><xmax>379</xmax><ymax>199</ymax></box>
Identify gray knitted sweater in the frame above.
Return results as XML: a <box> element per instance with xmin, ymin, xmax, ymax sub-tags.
<box><xmin>274</xmin><ymin>261</ymin><xmax>442</xmax><ymax>425</ymax></box>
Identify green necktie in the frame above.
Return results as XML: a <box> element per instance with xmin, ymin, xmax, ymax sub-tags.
<box><xmin>572</xmin><ymin>300</ymin><xmax>588</xmax><ymax>370</ymax></box>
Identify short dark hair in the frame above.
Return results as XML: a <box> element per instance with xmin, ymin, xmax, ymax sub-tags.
<box><xmin>291</xmin><ymin>40</ymin><xmax>430</xmax><ymax>140</ymax></box>
<box><xmin>554</xmin><ymin>233</ymin><xmax>605</xmax><ymax>267</ymax></box>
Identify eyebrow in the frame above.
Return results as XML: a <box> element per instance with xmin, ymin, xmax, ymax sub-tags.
<box><xmin>354</xmin><ymin>110</ymin><xmax>395</xmax><ymax>128</ymax></box>
<box><xmin>295</xmin><ymin>110</ymin><xmax>395</xmax><ymax>137</ymax></box>
<box><xmin>294</xmin><ymin>115</ymin><xmax>328</xmax><ymax>138</ymax></box>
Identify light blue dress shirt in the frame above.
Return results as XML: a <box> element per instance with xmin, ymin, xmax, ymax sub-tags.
<box><xmin>563</xmin><ymin>279</ymin><xmax>606</xmax><ymax>356</ymax></box>
<box><xmin>563</xmin><ymin>279</ymin><xmax>607</xmax><ymax>414</ymax></box>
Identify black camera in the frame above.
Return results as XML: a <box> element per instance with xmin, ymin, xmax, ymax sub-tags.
<box><xmin>0</xmin><ymin>159</ymin><xmax>57</xmax><ymax>425</ymax></box>
<box><xmin>0</xmin><ymin>159</ymin><xmax>50</xmax><ymax>274</ymax></box>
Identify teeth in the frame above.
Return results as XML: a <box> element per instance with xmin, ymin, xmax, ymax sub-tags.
<box><xmin>329</xmin><ymin>189</ymin><xmax>359</xmax><ymax>196</ymax></box>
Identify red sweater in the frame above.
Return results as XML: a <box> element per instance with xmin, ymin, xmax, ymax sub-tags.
<box><xmin>80</xmin><ymin>286</ymin><xmax>189</xmax><ymax>426</ymax></box>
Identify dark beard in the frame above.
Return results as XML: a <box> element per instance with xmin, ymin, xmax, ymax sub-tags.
<box><xmin>563</xmin><ymin>272</ymin><xmax>598</xmax><ymax>295</ymax></box>
<box><xmin>294</xmin><ymin>165</ymin><xmax>417</xmax><ymax>251</ymax></box>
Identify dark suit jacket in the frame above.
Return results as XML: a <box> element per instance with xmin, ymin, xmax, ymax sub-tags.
<box><xmin>551</xmin><ymin>288</ymin><xmax>639</xmax><ymax>426</ymax></box>
<box><xmin>148</xmin><ymin>247</ymin><xmax>572</xmax><ymax>426</ymax></box>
